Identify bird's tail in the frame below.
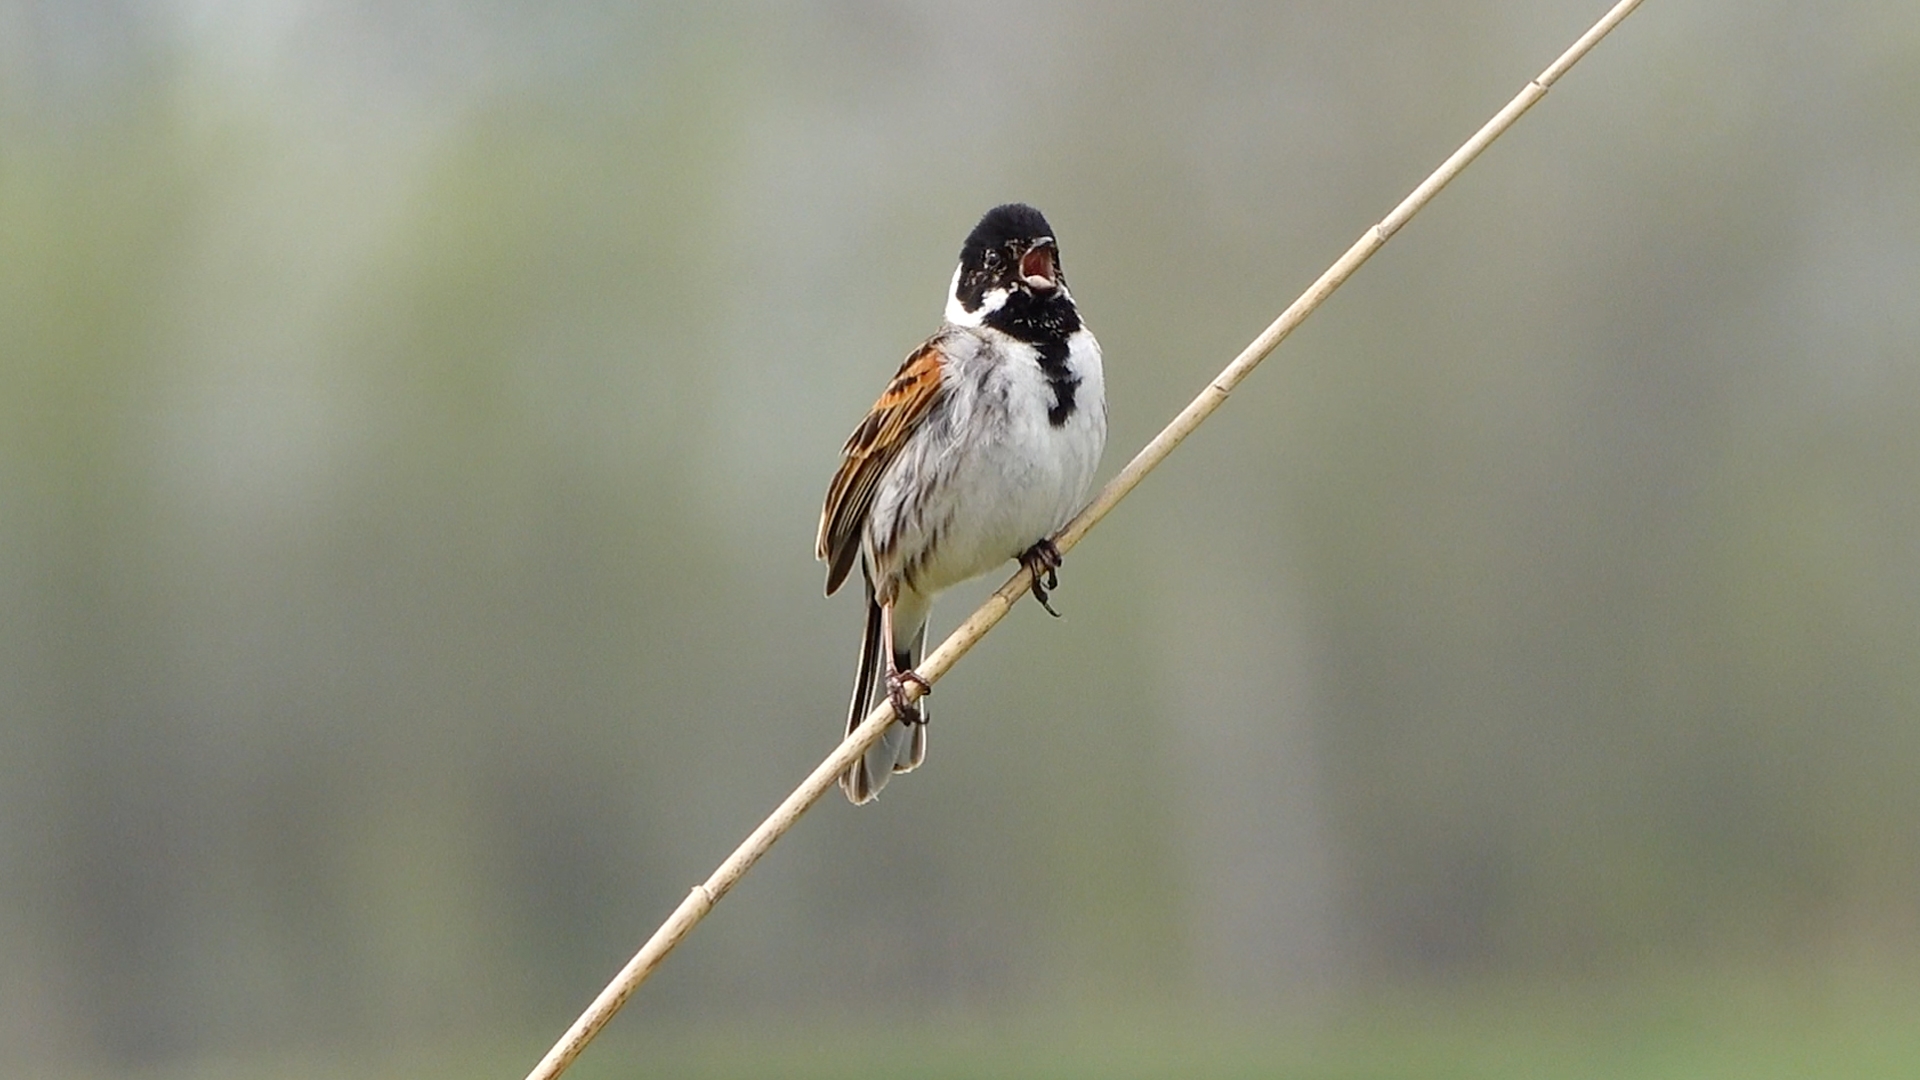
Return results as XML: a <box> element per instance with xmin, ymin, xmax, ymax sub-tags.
<box><xmin>840</xmin><ymin>591</ymin><xmax>927</xmax><ymax>805</ymax></box>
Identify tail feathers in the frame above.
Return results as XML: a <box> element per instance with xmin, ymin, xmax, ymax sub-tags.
<box><xmin>840</xmin><ymin>596</ymin><xmax>927</xmax><ymax>805</ymax></box>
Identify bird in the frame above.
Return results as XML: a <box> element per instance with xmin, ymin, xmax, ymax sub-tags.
<box><xmin>817</xmin><ymin>203</ymin><xmax>1107</xmax><ymax>804</ymax></box>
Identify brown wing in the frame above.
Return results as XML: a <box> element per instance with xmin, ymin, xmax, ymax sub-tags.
<box><xmin>818</xmin><ymin>337</ymin><xmax>948</xmax><ymax>595</ymax></box>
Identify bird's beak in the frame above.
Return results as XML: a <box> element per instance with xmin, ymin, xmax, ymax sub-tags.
<box><xmin>1019</xmin><ymin>239</ymin><xmax>1058</xmax><ymax>293</ymax></box>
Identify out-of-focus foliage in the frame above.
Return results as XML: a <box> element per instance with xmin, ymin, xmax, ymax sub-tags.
<box><xmin>3</xmin><ymin>1</ymin><xmax>1918</xmax><ymax>1075</ymax></box>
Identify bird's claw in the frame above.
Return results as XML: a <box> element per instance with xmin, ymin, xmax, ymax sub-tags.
<box><xmin>886</xmin><ymin>668</ymin><xmax>931</xmax><ymax>725</ymax></box>
<box><xmin>1019</xmin><ymin>539</ymin><xmax>1064</xmax><ymax>617</ymax></box>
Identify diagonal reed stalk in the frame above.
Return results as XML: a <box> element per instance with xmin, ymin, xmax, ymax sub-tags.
<box><xmin>525</xmin><ymin>2</ymin><xmax>1647</xmax><ymax>1075</ymax></box>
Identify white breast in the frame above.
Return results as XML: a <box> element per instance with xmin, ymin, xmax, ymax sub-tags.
<box><xmin>865</xmin><ymin>324</ymin><xmax>1106</xmax><ymax>599</ymax></box>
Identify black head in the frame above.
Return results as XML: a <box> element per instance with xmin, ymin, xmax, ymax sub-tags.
<box><xmin>946</xmin><ymin>203</ymin><xmax>1079</xmax><ymax>343</ymax></box>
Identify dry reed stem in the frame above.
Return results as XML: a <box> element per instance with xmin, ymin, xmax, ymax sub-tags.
<box><xmin>524</xmin><ymin>2</ymin><xmax>1646</xmax><ymax>1075</ymax></box>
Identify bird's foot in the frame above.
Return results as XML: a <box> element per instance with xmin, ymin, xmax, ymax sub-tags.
<box><xmin>1019</xmin><ymin>539</ymin><xmax>1065</xmax><ymax>617</ymax></box>
<box><xmin>886</xmin><ymin>668</ymin><xmax>931</xmax><ymax>725</ymax></box>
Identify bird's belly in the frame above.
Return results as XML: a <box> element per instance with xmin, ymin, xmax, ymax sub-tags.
<box><xmin>905</xmin><ymin>409</ymin><xmax>1103</xmax><ymax>593</ymax></box>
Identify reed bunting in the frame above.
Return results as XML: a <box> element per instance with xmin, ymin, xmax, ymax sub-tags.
<box><xmin>817</xmin><ymin>203</ymin><xmax>1107</xmax><ymax>803</ymax></box>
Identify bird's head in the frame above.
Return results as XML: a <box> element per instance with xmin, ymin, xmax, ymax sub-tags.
<box><xmin>946</xmin><ymin>203</ymin><xmax>1070</xmax><ymax>328</ymax></box>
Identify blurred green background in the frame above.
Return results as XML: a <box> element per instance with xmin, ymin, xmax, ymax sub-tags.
<box><xmin>5</xmin><ymin>1</ymin><xmax>1920</xmax><ymax>1076</ymax></box>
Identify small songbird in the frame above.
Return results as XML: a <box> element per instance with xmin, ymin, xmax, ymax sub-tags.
<box><xmin>817</xmin><ymin>203</ymin><xmax>1107</xmax><ymax>803</ymax></box>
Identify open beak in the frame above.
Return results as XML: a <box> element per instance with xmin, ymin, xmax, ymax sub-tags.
<box><xmin>1019</xmin><ymin>239</ymin><xmax>1058</xmax><ymax>293</ymax></box>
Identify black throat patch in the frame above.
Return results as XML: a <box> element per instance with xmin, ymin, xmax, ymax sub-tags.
<box><xmin>986</xmin><ymin>291</ymin><xmax>1082</xmax><ymax>427</ymax></box>
<box><xmin>1034</xmin><ymin>339</ymin><xmax>1078</xmax><ymax>427</ymax></box>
